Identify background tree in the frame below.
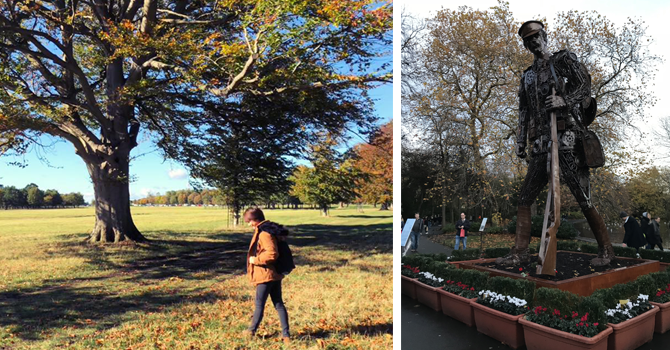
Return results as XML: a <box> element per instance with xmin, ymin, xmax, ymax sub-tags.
<box><xmin>0</xmin><ymin>0</ymin><xmax>391</xmax><ymax>243</ymax></box>
<box><xmin>62</xmin><ymin>193</ymin><xmax>86</xmax><ymax>208</ymax></box>
<box><xmin>3</xmin><ymin>186</ymin><xmax>25</xmax><ymax>209</ymax></box>
<box><xmin>26</xmin><ymin>186</ymin><xmax>44</xmax><ymax>208</ymax></box>
<box><xmin>354</xmin><ymin>121</ymin><xmax>393</xmax><ymax>210</ymax></box>
<box><xmin>43</xmin><ymin>189</ymin><xmax>63</xmax><ymax>208</ymax></box>
<box><xmin>290</xmin><ymin>135</ymin><xmax>358</xmax><ymax>216</ymax></box>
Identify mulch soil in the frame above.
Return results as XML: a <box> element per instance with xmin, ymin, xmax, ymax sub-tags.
<box><xmin>476</xmin><ymin>251</ymin><xmax>640</xmax><ymax>281</ymax></box>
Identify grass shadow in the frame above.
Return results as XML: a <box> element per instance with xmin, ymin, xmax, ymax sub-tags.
<box><xmin>11</xmin><ymin>215</ymin><xmax>391</xmax><ymax>342</ymax></box>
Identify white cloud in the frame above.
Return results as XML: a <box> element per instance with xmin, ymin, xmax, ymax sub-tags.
<box><xmin>168</xmin><ymin>168</ymin><xmax>188</xmax><ymax>180</ymax></box>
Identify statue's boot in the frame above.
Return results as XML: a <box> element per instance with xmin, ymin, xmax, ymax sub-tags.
<box><xmin>496</xmin><ymin>206</ymin><xmax>532</xmax><ymax>266</ymax></box>
<box><xmin>583</xmin><ymin>206</ymin><xmax>615</xmax><ymax>266</ymax></box>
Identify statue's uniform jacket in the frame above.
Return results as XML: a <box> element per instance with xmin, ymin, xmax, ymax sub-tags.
<box><xmin>516</xmin><ymin>50</ymin><xmax>594</xmax><ymax>209</ymax></box>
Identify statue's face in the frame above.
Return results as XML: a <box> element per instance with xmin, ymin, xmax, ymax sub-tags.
<box><xmin>523</xmin><ymin>32</ymin><xmax>546</xmax><ymax>56</ymax></box>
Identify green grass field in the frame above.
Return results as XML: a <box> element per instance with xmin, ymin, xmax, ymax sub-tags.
<box><xmin>0</xmin><ymin>206</ymin><xmax>392</xmax><ymax>350</ymax></box>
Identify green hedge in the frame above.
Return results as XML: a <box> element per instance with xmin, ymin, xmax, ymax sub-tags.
<box><xmin>557</xmin><ymin>240</ymin><xmax>581</xmax><ymax>251</ymax></box>
<box><xmin>580</xmin><ymin>244</ymin><xmax>599</xmax><ymax>255</ymax></box>
<box><xmin>442</xmin><ymin>223</ymin><xmax>456</xmax><ymax>234</ymax></box>
<box><xmin>440</xmin><ymin>268</ymin><xmax>489</xmax><ymax>290</ymax></box>
<box><xmin>507</xmin><ymin>216</ymin><xmax>578</xmax><ymax>239</ymax></box>
<box><xmin>592</xmin><ymin>278</ymin><xmax>641</xmax><ymax>308</ymax></box>
<box><xmin>639</xmin><ymin>249</ymin><xmax>670</xmax><ymax>263</ymax></box>
<box><xmin>449</xmin><ymin>248</ymin><xmax>481</xmax><ymax>261</ymax></box>
<box><xmin>533</xmin><ymin>287</ymin><xmax>608</xmax><ymax>326</ymax></box>
<box><xmin>483</xmin><ymin>247</ymin><xmax>512</xmax><ymax>259</ymax></box>
<box><xmin>612</xmin><ymin>246</ymin><xmax>638</xmax><ymax>258</ymax></box>
<box><xmin>486</xmin><ymin>276</ymin><xmax>536</xmax><ymax>303</ymax></box>
<box><xmin>402</xmin><ymin>254</ymin><xmax>453</xmax><ymax>271</ymax></box>
<box><xmin>486</xmin><ymin>226</ymin><xmax>504</xmax><ymax>234</ymax></box>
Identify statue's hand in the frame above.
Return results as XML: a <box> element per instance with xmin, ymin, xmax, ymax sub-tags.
<box><xmin>545</xmin><ymin>95</ymin><xmax>566</xmax><ymax>110</ymax></box>
<box><xmin>516</xmin><ymin>142</ymin><xmax>527</xmax><ymax>158</ymax></box>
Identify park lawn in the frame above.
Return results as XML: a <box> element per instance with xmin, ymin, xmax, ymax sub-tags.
<box><xmin>0</xmin><ymin>206</ymin><xmax>392</xmax><ymax>350</ymax></box>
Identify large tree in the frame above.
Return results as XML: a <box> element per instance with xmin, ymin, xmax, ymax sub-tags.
<box><xmin>0</xmin><ymin>0</ymin><xmax>391</xmax><ymax>242</ymax></box>
<box><xmin>403</xmin><ymin>2</ymin><xmax>660</xmax><ymax>224</ymax></box>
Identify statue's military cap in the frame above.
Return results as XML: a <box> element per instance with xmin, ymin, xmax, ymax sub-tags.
<box><xmin>518</xmin><ymin>20</ymin><xmax>544</xmax><ymax>39</ymax></box>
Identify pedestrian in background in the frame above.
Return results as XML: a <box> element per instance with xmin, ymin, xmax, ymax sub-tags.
<box><xmin>650</xmin><ymin>216</ymin><xmax>664</xmax><ymax>251</ymax></box>
<box><xmin>410</xmin><ymin>213</ymin><xmax>424</xmax><ymax>252</ymax></box>
<box><xmin>621</xmin><ymin>211</ymin><xmax>647</xmax><ymax>253</ymax></box>
<box><xmin>454</xmin><ymin>212</ymin><xmax>470</xmax><ymax>250</ymax></box>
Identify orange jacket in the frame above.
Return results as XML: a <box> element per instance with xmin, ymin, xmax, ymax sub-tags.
<box><xmin>247</xmin><ymin>220</ymin><xmax>283</xmax><ymax>285</ymax></box>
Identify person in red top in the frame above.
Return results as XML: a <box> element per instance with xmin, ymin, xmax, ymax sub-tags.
<box><xmin>243</xmin><ymin>207</ymin><xmax>290</xmax><ymax>344</ymax></box>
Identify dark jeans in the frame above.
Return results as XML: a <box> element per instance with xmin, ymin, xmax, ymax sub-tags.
<box><xmin>410</xmin><ymin>231</ymin><xmax>420</xmax><ymax>250</ymax></box>
<box><xmin>249</xmin><ymin>280</ymin><xmax>289</xmax><ymax>337</ymax></box>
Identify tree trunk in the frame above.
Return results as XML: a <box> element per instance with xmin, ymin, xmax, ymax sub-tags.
<box><xmin>87</xmin><ymin>157</ymin><xmax>145</xmax><ymax>243</ymax></box>
<box><xmin>321</xmin><ymin>204</ymin><xmax>329</xmax><ymax>216</ymax></box>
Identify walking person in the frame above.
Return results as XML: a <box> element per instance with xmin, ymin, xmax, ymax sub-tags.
<box><xmin>621</xmin><ymin>211</ymin><xmax>647</xmax><ymax>253</ymax></box>
<box><xmin>410</xmin><ymin>213</ymin><xmax>424</xmax><ymax>252</ymax></box>
<box><xmin>455</xmin><ymin>212</ymin><xmax>471</xmax><ymax>251</ymax></box>
<box><xmin>243</xmin><ymin>208</ymin><xmax>290</xmax><ymax>345</ymax></box>
<box><xmin>649</xmin><ymin>216</ymin><xmax>664</xmax><ymax>251</ymax></box>
<box><xmin>642</xmin><ymin>212</ymin><xmax>659</xmax><ymax>250</ymax></box>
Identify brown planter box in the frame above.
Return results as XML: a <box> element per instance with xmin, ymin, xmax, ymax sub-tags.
<box><xmin>519</xmin><ymin>316</ymin><xmax>613</xmax><ymax>350</ymax></box>
<box><xmin>415</xmin><ymin>280</ymin><xmax>442</xmax><ymax>312</ymax></box>
<box><xmin>401</xmin><ymin>275</ymin><xmax>417</xmax><ymax>299</ymax></box>
<box><xmin>650</xmin><ymin>301</ymin><xmax>670</xmax><ymax>334</ymax></box>
<box><xmin>437</xmin><ymin>288</ymin><xmax>476</xmax><ymax>327</ymax></box>
<box><xmin>607</xmin><ymin>307</ymin><xmax>658</xmax><ymax>350</ymax></box>
<box><xmin>471</xmin><ymin>300</ymin><xmax>525</xmax><ymax>349</ymax></box>
<box><xmin>660</xmin><ymin>262</ymin><xmax>670</xmax><ymax>272</ymax></box>
<box><xmin>460</xmin><ymin>251</ymin><xmax>660</xmax><ymax>296</ymax></box>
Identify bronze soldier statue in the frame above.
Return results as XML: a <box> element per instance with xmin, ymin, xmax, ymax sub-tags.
<box><xmin>497</xmin><ymin>21</ymin><xmax>614</xmax><ymax>267</ymax></box>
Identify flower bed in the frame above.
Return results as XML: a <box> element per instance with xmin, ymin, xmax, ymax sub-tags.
<box><xmin>401</xmin><ymin>265</ymin><xmax>420</xmax><ymax>299</ymax></box>
<box><xmin>519</xmin><ymin>316</ymin><xmax>612</xmax><ymax>350</ymax></box>
<box><xmin>415</xmin><ymin>271</ymin><xmax>445</xmax><ymax>311</ymax></box>
<box><xmin>647</xmin><ymin>271</ymin><xmax>670</xmax><ymax>334</ymax></box>
<box><xmin>472</xmin><ymin>278</ymin><xmax>532</xmax><ymax>350</ymax></box>
<box><xmin>437</xmin><ymin>268</ymin><xmax>488</xmax><ymax>327</ymax></box>
<box><xmin>521</xmin><ymin>287</ymin><xmax>610</xmax><ymax>350</ymax></box>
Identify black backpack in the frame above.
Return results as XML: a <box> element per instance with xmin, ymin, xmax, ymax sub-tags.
<box><xmin>256</xmin><ymin>221</ymin><xmax>296</xmax><ymax>275</ymax></box>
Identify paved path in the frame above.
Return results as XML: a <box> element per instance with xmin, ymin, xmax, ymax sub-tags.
<box><xmin>404</xmin><ymin>229</ymin><xmax>453</xmax><ymax>256</ymax></box>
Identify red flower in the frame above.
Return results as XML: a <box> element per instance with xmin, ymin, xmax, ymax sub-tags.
<box><xmin>470</xmin><ymin>287</ymin><xmax>475</xmax><ymax>291</ymax></box>
<box><xmin>519</xmin><ymin>267</ymin><xmax>523</xmax><ymax>271</ymax></box>
<box><xmin>578</xmin><ymin>322</ymin><xmax>584</xmax><ymax>326</ymax></box>
<box><xmin>594</xmin><ymin>323</ymin><xmax>599</xmax><ymax>326</ymax></box>
<box><xmin>553</xmin><ymin>309</ymin><xmax>560</xmax><ymax>316</ymax></box>
<box><xmin>571</xmin><ymin>311</ymin><xmax>578</xmax><ymax>319</ymax></box>
<box><xmin>585</xmin><ymin>323</ymin><xmax>589</xmax><ymax>327</ymax></box>
<box><xmin>580</xmin><ymin>313</ymin><xmax>589</xmax><ymax>322</ymax></box>
<box><xmin>543</xmin><ymin>307</ymin><xmax>547</xmax><ymax>312</ymax></box>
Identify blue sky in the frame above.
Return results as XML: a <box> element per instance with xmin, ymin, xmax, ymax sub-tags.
<box><xmin>0</xmin><ymin>84</ymin><xmax>392</xmax><ymax>202</ymax></box>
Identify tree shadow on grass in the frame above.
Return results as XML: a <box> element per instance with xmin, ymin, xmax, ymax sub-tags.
<box><xmin>10</xmin><ymin>220</ymin><xmax>391</xmax><ymax>341</ymax></box>
<box><xmin>0</xmin><ymin>284</ymin><xmax>220</xmax><ymax>341</ymax></box>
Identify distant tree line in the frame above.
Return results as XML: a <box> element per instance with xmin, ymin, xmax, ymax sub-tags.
<box><xmin>133</xmin><ymin>121</ymin><xmax>393</xmax><ymax>221</ymax></box>
<box><xmin>0</xmin><ymin>183</ymin><xmax>86</xmax><ymax>209</ymax></box>
<box><xmin>132</xmin><ymin>189</ymin><xmax>302</xmax><ymax>209</ymax></box>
